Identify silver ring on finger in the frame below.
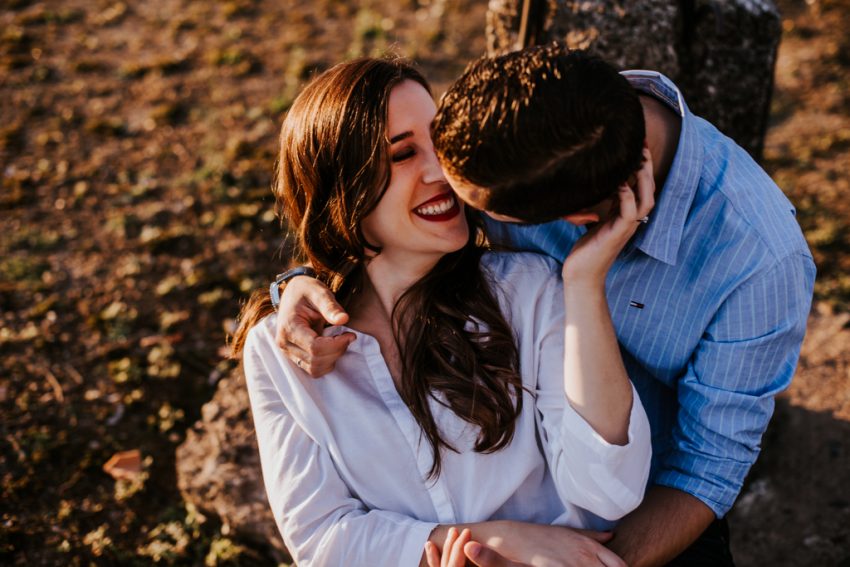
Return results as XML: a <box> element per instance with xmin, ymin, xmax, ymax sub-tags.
<box><xmin>295</xmin><ymin>359</ymin><xmax>304</xmax><ymax>369</ymax></box>
<box><xmin>638</xmin><ymin>216</ymin><xmax>650</xmax><ymax>224</ymax></box>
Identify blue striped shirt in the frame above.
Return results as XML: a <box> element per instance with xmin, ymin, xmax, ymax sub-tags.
<box><xmin>485</xmin><ymin>72</ymin><xmax>816</xmax><ymax>517</ymax></box>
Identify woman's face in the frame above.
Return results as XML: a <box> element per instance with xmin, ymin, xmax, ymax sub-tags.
<box><xmin>361</xmin><ymin>80</ymin><xmax>469</xmax><ymax>265</ymax></box>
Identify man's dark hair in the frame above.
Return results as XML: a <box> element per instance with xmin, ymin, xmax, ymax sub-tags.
<box><xmin>432</xmin><ymin>43</ymin><xmax>646</xmax><ymax>224</ymax></box>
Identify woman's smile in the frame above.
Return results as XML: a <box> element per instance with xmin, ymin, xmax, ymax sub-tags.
<box><xmin>361</xmin><ymin>79</ymin><xmax>469</xmax><ymax>260</ymax></box>
<box><xmin>413</xmin><ymin>192</ymin><xmax>461</xmax><ymax>222</ymax></box>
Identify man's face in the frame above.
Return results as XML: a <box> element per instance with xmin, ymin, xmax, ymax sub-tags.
<box><xmin>442</xmin><ymin>167</ymin><xmax>616</xmax><ymax>226</ymax></box>
<box><xmin>442</xmin><ymin>169</ymin><xmax>526</xmax><ymax>223</ymax></box>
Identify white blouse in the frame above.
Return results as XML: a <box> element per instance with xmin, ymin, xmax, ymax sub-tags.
<box><xmin>243</xmin><ymin>252</ymin><xmax>651</xmax><ymax>567</ymax></box>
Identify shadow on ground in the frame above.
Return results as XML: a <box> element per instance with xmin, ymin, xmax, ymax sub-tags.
<box><xmin>730</xmin><ymin>305</ymin><xmax>850</xmax><ymax>567</ymax></box>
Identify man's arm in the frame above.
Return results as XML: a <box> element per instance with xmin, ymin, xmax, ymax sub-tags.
<box><xmin>607</xmin><ymin>486</ymin><xmax>714</xmax><ymax>567</ymax></box>
<box><xmin>611</xmin><ymin>253</ymin><xmax>815</xmax><ymax>565</ymax></box>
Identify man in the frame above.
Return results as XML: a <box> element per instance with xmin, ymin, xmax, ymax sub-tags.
<box><xmin>269</xmin><ymin>44</ymin><xmax>815</xmax><ymax>566</ymax></box>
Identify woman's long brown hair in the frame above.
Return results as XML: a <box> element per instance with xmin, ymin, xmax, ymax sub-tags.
<box><xmin>231</xmin><ymin>57</ymin><xmax>524</xmax><ymax>479</ymax></box>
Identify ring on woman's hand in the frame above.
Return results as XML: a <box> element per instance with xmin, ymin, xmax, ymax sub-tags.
<box><xmin>638</xmin><ymin>216</ymin><xmax>650</xmax><ymax>224</ymax></box>
<box><xmin>296</xmin><ymin>359</ymin><xmax>304</xmax><ymax>369</ymax></box>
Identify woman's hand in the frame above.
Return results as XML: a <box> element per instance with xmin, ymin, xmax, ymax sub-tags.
<box><xmin>424</xmin><ymin>523</ymin><xmax>624</xmax><ymax>567</ymax></box>
<box><xmin>475</xmin><ymin>522</ymin><xmax>625</xmax><ymax>567</ymax></box>
<box><xmin>425</xmin><ymin>527</ymin><xmax>474</xmax><ymax>567</ymax></box>
<box><xmin>561</xmin><ymin>148</ymin><xmax>655</xmax><ymax>288</ymax></box>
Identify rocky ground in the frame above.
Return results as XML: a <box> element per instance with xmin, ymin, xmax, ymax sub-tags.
<box><xmin>1</xmin><ymin>0</ymin><xmax>848</xmax><ymax>565</ymax></box>
<box><xmin>726</xmin><ymin>1</ymin><xmax>850</xmax><ymax>564</ymax></box>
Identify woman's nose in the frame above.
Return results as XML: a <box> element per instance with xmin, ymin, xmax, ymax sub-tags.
<box><xmin>421</xmin><ymin>146</ymin><xmax>447</xmax><ymax>185</ymax></box>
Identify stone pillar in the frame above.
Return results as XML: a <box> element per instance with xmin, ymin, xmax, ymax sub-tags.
<box><xmin>486</xmin><ymin>0</ymin><xmax>782</xmax><ymax>160</ymax></box>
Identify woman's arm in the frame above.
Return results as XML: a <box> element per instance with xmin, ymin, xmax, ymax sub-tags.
<box><xmin>244</xmin><ymin>328</ymin><xmax>436</xmax><ymax>566</ymax></box>
<box><xmin>561</xmin><ymin>276</ymin><xmax>633</xmax><ymax>445</ymax></box>
<box><xmin>559</xmin><ymin>148</ymin><xmax>655</xmax><ymax>444</ymax></box>
<box><xmin>532</xmin><ymin>150</ymin><xmax>655</xmax><ymax>520</ymax></box>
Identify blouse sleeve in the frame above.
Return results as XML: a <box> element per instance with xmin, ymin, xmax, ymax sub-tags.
<box><xmin>530</xmin><ymin>268</ymin><xmax>653</xmax><ymax>521</ymax></box>
<box><xmin>243</xmin><ymin>326</ymin><xmax>436</xmax><ymax>567</ymax></box>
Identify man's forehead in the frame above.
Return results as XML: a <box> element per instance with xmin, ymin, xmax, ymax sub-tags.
<box><xmin>459</xmin><ymin>183</ymin><xmax>488</xmax><ymax>203</ymax></box>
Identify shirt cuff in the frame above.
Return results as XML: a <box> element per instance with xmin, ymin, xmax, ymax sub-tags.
<box><xmin>554</xmin><ymin>382</ymin><xmax>652</xmax><ymax>519</ymax></box>
<box><xmin>400</xmin><ymin>520</ymin><xmax>438</xmax><ymax>567</ymax></box>
<box><xmin>653</xmin><ymin>460</ymin><xmax>747</xmax><ymax>518</ymax></box>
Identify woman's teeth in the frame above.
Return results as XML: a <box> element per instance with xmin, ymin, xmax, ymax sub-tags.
<box><xmin>415</xmin><ymin>196</ymin><xmax>455</xmax><ymax>216</ymax></box>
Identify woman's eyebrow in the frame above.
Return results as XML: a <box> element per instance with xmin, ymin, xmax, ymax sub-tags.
<box><xmin>389</xmin><ymin>131</ymin><xmax>413</xmax><ymax>144</ymax></box>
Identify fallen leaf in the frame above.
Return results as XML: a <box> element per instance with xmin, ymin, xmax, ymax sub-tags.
<box><xmin>102</xmin><ymin>449</ymin><xmax>142</xmax><ymax>481</ymax></box>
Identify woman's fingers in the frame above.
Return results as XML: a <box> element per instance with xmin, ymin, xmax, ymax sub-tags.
<box><xmin>634</xmin><ymin>147</ymin><xmax>655</xmax><ymax>219</ymax></box>
<box><xmin>447</xmin><ymin>529</ymin><xmax>472</xmax><ymax>567</ymax></box>
<box><xmin>303</xmin><ymin>333</ymin><xmax>357</xmax><ymax>376</ymax></box>
<box><xmin>611</xmin><ymin>146</ymin><xmax>655</xmax><ymax>236</ymax></box>
<box><xmin>616</xmin><ymin>183</ymin><xmax>638</xmax><ymax>223</ymax></box>
<box><xmin>282</xmin><ymin>332</ymin><xmax>356</xmax><ymax>376</ymax></box>
<box><xmin>279</xmin><ymin>298</ymin><xmax>355</xmax><ymax>376</ymax></box>
<box><xmin>425</xmin><ymin>541</ymin><xmax>441</xmax><ymax>567</ymax></box>
<box><xmin>442</xmin><ymin>527</ymin><xmax>459</xmax><ymax>567</ymax></box>
<box><xmin>275</xmin><ymin>275</ymin><xmax>354</xmax><ymax>376</ymax></box>
<box><xmin>573</xmin><ymin>529</ymin><xmax>614</xmax><ymax>544</ymax></box>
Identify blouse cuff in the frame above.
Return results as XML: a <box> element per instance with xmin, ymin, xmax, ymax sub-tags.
<box><xmin>559</xmin><ymin>382</ymin><xmax>652</xmax><ymax>465</ymax></box>
<box><xmin>400</xmin><ymin>520</ymin><xmax>439</xmax><ymax>567</ymax></box>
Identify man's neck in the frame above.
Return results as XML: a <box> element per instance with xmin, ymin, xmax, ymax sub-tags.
<box><xmin>640</xmin><ymin>94</ymin><xmax>682</xmax><ymax>192</ymax></box>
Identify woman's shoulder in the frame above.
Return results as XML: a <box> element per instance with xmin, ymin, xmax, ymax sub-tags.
<box><xmin>243</xmin><ymin>313</ymin><xmax>278</xmax><ymax>356</ymax></box>
<box><xmin>481</xmin><ymin>251</ymin><xmax>563</xmax><ymax>282</ymax></box>
<box><xmin>480</xmin><ymin>251</ymin><xmax>563</xmax><ymax>311</ymax></box>
<box><xmin>241</xmin><ymin>314</ymin><xmax>298</xmax><ymax>382</ymax></box>
<box><xmin>480</xmin><ymin>252</ymin><xmax>564</xmax><ymax>345</ymax></box>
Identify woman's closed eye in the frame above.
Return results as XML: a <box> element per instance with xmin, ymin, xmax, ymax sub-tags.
<box><xmin>391</xmin><ymin>147</ymin><xmax>415</xmax><ymax>163</ymax></box>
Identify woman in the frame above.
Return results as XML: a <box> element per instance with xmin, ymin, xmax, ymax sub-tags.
<box><xmin>231</xmin><ymin>56</ymin><xmax>652</xmax><ymax>567</ymax></box>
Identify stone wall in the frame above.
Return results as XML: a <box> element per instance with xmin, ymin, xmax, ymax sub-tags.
<box><xmin>486</xmin><ymin>0</ymin><xmax>782</xmax><ymax>159</ymax></box>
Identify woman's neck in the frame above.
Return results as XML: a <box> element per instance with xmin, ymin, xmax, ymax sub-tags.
<box><xmin>343</xmin><ymin>252</ymin><xmax>440</xmax><ymax>386</ymax></box>
<box><xmin>348</xmin><ymin>252</ymin><xmax>440</xmax><ymax>326</ymax></box>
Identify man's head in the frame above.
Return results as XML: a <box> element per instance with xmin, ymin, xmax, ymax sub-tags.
<box><xmin>432</xmin><ymin>43</ymin><xmax>646</xmax><ymax>224</ymax></box>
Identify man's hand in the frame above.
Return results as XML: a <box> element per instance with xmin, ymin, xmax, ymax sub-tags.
<box><xmin>464</xmin><ymin>544</ymin><xmax>527</xmax><ymax>567</ymax></box>
<box><xmin>466</xmin><ymin>523</ymin><xmax>625</xmax><ymax>567</ymax></box>
<box><xmin>275</xmin><ymin>275</ymin><xmax>354</xmax><ymax>376</ymax></box>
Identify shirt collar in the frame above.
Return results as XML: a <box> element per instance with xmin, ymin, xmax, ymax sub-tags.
<box><xmin>620</xmin><ymin>71</ymin><xmax>704</xmax><ymax>266</ymax></box>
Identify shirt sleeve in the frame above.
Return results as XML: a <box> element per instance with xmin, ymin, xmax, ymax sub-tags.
<box><xmin>243</xmin><ymin>328</ymin><xmax>436</xmax><ymax>567</ymax></box>
<box><xmin>655</xmin><ymin>252</ymin><xmax>816</xmax><ymax>517</ymax></box>
<box><xmin>530</xmin><ymin>268</ymin><xmax>653</xmax><ymax>522</ymax></box>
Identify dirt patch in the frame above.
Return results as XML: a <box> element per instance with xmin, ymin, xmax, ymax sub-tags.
<box><xmin>1</xmin><ymin>1</ymin><xmax>486</xmax><ymax>564</ymax></box>
<box><xmin>1</xmin><ymin>0</ymin><xmax>847</xmax><ymax>565</ymax></box>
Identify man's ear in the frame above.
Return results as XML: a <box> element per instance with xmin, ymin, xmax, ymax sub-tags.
<box><xmin>562</xmin><ymin>211</ymin><xmax>600</xmax><ymax>226</ymax></box>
